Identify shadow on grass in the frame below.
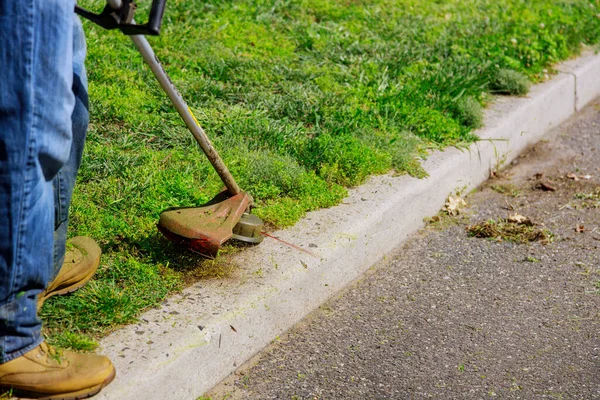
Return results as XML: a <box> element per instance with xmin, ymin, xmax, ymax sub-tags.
<box><xmin>39</xmin><ymin>232</ymin><xmax>243</xmax><ymax>350</ymax></box>
<box><xmin>101</xmin><ymin>230</ymin><xmax>242</xmax><ymax>286</ymax></box>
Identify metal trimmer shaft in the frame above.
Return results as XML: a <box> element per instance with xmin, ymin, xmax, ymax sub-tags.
<box><xmin>129</xmin><ymin>35</ymin><xmax>242</xmax><ymax>196</ymax></box>
<box><xmin>99</xmin><ymin>0</ymin><xmax>242</xmax><ymax>196</ymax></box>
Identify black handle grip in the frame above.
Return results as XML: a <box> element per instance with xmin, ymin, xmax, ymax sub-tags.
<box><xmin>147</xmin><ymin>0</ymin><xmax>167</xmax><ymax>35</ymax></box>
<box><xmin>75</xmin><ymin>0</ymin><xmax>167</xmax><ymax>36</ymax></box>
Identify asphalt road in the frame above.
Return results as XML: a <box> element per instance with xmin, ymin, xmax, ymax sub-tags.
<box><xmin>208</xmin><ymin>101</ymin><xmax>600</xmax><ymax>400</ymax></box>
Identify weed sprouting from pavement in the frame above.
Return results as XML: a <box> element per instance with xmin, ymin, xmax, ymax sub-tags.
<box><xmin>491</xmin><ymin>184</ymin><xmax>522</xmax><ymax>198</ymax></box>
<box><xmin>574</xmin><ymin>188</ymin><xmax>600</xmax><ymax>200</ymax></box>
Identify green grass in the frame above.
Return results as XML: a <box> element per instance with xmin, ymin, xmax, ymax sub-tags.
<box><xmin>491</xmin><ymin>183</ymin><xmax>522</xmax><ymax>198</ymax></box>
<box><xmin>43</xmin><ymin>0</ymin><xmax>600</xmax><ymax>347</ymax></box>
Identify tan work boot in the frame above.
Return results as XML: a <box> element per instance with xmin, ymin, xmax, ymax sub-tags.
<box><xmin>38</xmin><ymin>237</ymin><xmax>101</xmax><ymax>310</ymax></box>
<box><xmin>0</xmin><ymin>342</ymin><xmax>115</xmax><ymax>399</ymax></box>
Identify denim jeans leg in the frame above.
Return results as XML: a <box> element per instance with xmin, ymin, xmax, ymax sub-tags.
<box><xmin>0</xmin><ymin>0</ymin><xmax>75</xmax><ymax>363</ymax></box>
<box><xmin>53</xmin><ymin>17</ymin><xmax>89</xmax><ymax>279</ymax></box>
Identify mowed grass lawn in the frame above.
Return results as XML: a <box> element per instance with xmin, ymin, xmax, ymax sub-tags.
<box><xmin>42</xmin><ymin>0</ymin><xmax>600</xmax><ymax>349</ymax></box>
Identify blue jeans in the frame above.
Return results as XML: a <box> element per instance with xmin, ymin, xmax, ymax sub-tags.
<box><xmin>54</xmin><ymin>17</ymin><xmax>89</xmax><ymax>281</ymax></box>
<box><xmin>0</xmin><ymin>0</ymin><xmax>88</xmax><ymax>363</ymax></box>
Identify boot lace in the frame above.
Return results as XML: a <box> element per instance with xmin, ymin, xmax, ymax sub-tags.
<box><xmin>39</xmin><ymin>342</ymin><xmax>64</xmax><ymax>364</ymax></box>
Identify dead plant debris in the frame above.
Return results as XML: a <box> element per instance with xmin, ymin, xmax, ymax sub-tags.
<box><xmin>536</xmin><ymin>181</ymin><xmax>556</xmax><ymax>191</ymax></box>
<box><xmin>532</xmin><ymin>173</ymin><xmax>559</xmax><ymax>191</ymax></box>
<box><xmin>467</xmin><ymin>216</ymin><xmax>553</xmax><ymax>244</ymax></box>
<box><xmin>566</xmin><ymin>173</ymin><xmax>592</xmax><ymax>181</ymax></box>
<box><xmin>444</xmin><ymin>195</ymin><xmax>467</xmax><ymax>216</ymax></box>
<box><xmin>566</xmin><ymin>172</ymin><xmax>579</xmax><ymax>181</ymax></box>
<box><xmin>507</xmin><ymin>213</ymin><xmax>534</xmax><ymax>226</ymax></box>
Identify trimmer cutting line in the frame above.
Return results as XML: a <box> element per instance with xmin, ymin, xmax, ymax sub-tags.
<box><xmin>76</xmin><ymin>0</ymin><xmax>264</xmax><ymax>258</ymax></box>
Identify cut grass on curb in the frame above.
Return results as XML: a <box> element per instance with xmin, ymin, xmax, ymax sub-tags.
<box><xmin>42</xmin><ymin>0</ymin><xmax>600</xmax><ymax>349</ymax></box>
<box><xmin>467</xmin><ymin>218</ymin><xmax>553</xmax><ymax>244</ymax></box>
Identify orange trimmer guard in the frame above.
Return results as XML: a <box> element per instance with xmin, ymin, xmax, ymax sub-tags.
<box><xmin>157</xmin><ymin>191</ymin><xmax>251</xmax><ymax>259</ymax></box>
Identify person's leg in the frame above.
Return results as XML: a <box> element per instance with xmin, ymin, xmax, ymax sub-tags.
<box><xmin>52</xmin><ymin>16</ymin><xmax>90</xmax><ymax>278</ymax></box>
<box><xmin>38</xmin><ymin>16</ymin><xmax>103</xmax><ymax>310</ymax></box>
<box><xmin>0</xmin><ymin>0</ymin><xmax>75</xmax><ymax>362</ymax></box>
<box><xmin>0</xmin><ymin>3</ymin><xmax>115</xmax><ymax>396</ymax></box>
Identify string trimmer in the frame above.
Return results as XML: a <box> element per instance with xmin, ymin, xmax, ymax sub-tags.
<box><xmin>76</xmin><ymin>0</ymin><xmax>264</xmax><ymax>258</ymax></box>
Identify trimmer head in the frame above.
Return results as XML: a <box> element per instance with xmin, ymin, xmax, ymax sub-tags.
<box><xmin>157</xmin><ymin>191</ymin><xmax>257</xmax><ymax>258</ymax></box>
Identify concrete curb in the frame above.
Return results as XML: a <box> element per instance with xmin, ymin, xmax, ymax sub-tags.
<box><xmin>96</xmin><ymin>52</ymin><xmax>600</xmax><ymax>400</ymax></box>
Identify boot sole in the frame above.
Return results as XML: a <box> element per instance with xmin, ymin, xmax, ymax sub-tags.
<box><xmin>41</xmin><ymin>263</ymin><xmax>99</xmax><ymax>299</ymax></box>
<box><xmin>13</xmin><ymin>365</ymin><xmax>116</xmax><ymax>400</ymax></box>
<box><xmin>37</xmin><ymin>255</ymin><xmax>100</xmax><ymax>309</ymax></box>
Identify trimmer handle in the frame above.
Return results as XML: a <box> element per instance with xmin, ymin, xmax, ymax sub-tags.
<box><xmin>75</xmin><ymin>0</ymin><xmax>167</xmax><ymax>36</ymax></box>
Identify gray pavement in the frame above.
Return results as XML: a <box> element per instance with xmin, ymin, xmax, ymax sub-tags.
<box><xmin>208</xmin><ymin>101</ymin><xmax>600</xmax><ymax>399</ymax></box>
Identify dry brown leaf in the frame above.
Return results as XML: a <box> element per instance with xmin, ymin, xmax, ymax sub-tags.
<box><xmin>444</xmin><ymin>195</ymin><xmax>467</xmax><ymax>216</ymax></box>
<box><xmin>507</xmin><ymin>214</ymin><xmax>527</xmax><ymax>223</ymax></box>
<box><xmin>537</xmin><ymin>182</ymin><xmax>556</xmax><ymax>191</ymax></box>
<box><xmin>507</xmin><ymin>214</ymin><xmax>534</xmax><ymax>226</ymax></box>
<box><xmin>566</xmin><ymin>173</ymin><xmax>579</xmax><ymax>181</ymax></box>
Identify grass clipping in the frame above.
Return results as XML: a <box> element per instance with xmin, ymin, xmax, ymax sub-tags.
<box><xmin>467</xmin><ymin>214</ymin><xmax>552</xmax><ymax>244</ymax></box>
